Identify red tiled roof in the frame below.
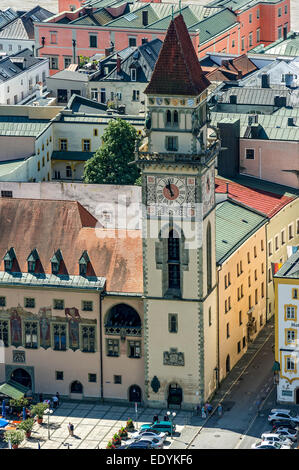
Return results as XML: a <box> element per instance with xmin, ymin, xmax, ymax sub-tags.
<box><xmin>206</xmin><ymin>54</ymin><xmax>258</xmax><ymax>82</ymax></box>
<box><xmin>144</xmin><ymin>14</ymin><xmax>210</xmax><ymax>96</ymax></box>
<box><xmin>0</xmin><ymin>199</ymin><xmax>143</xmax><ymax>293</ymax></box>
<box><xmin>215</xmin><ymin>177</ymin><xmax>294</xmax><ymax>218</ymax></box>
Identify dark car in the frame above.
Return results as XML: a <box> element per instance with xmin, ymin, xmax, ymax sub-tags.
<box><xmin>272</xmin><ymin>420</ymin><xmax>297</xmax><ymax>430</ymax></box>
<box><xmin>127</xmin><ymin>441</ymin><xmax>153</xmax><ymax>449</ymax></box>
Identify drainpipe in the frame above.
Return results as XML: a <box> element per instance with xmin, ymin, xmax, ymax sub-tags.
<box><xmin>216</xmin><ymin>266</ymin><xmax>220</xmax><ymax>389</ymax></box>
<box><xmin>265</xmin><ymin>219</ymin><xmax>269</xmax><ymax>322</ymax></box>
<box><xmin>99</xmin><ymin>291</ymin><xmax>104</xmax><ymax>402</ymax></box>
<box><xmin>35</xmin><ymin>37</ymin><xmax>45</xmax><ymax>57</ymax></box>
<box><xmin>72</xmin><ymin>39</ymin><xmax>77</xmax><ymax>64</ymax></box>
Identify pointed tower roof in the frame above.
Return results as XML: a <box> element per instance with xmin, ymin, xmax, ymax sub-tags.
<box><xmin>144</xmin><ymin>14</ymin><xmax>210</xmax><ymax>96</ymax></box>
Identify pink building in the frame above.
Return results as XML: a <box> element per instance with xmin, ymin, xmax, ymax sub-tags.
<box><xmin>34</xmin><ymin>0</ymin><xmax>290</xmax><ymax>75</ymax></box>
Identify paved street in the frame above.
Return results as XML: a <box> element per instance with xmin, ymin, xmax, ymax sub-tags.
<box><xmin>5</xmin><ymin>404</ymin><xmax>191</xmax><ymax>449</ymax></box>
<box><xmin>170</xmin><ymin>316</ymin><xmax>277</xmax><ymax>449</ymax></box>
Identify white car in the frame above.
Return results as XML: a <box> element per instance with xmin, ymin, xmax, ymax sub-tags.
<box><xmin>268</xmin><ymin>409</ymin><xmax>299</xmax><ymax>424</ymax></box>
<box><xmin>251</xmin><ymin>440</ymin><xmax>291</xmax><ymax>449</ymax></box>
<box><xmin>273</xmin><ymin>427</ymin><xmax>298</xmax><ymax>441</ymax></box>
<box><xmin>261</xmin><ymin>433</ymin><xmax>293</xmax><ymax>446</ymax></box>
<box><xmin>136</xmin><ymin>436</ymin><xmax>164</xmax><ymax>449</ymax></box>
<box><xmin>129</xmin><ymin>430</ymin><xmax>167</xmax><ymax>442</ymax></box>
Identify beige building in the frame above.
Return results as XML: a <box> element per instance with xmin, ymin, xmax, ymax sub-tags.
<box><xmin>0</xmin><ymin>198</ymin><xmax>144</xmax><ymax>403</ymax></box>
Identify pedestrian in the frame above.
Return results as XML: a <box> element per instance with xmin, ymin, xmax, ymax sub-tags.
<box><xmin>201</xmin><ymin>406</ymin><xmax>206</xmax><ymax>419</ymax></box>
<box><xmin>152</xmin><ymin>414</ymin><xmax>159</xmax><ymax>424</ymax></box>
<box><xmin>164</xmin><ymin>414</ymin><xmax>169</xmax><ymax>421</ymax></box>
<box><xmin>217</xmin><ymin>404</ymin><xmax>223</xmax><ymax>417</ymax></box>
<box><xmin>39</xmin><ymin>393</ymin><xmax>43</xmax><ymax>403</ymax></box>
<box><xmin>68</xmin><ymin>422</ymin><xmax>74</xmax><ymax>437</ymax></box>
<box><xmin>52</xmin><ymin>396</ymin><xmax>58</xmax><ymax>409</ymax></box>
<box><xmin>206</xmin><ymin>403</ymin><xmax>213</xmax><ymax>414</ymax></box>
<box><xmin>56</xmin><ymin>392</ymin><xmax>60</xmax><ymax>407</ymax></box>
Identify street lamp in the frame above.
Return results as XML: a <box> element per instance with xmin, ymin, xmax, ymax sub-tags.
<box><xmin>44</xmin><ymin>408</ymin><xmax>53</xmax><ymax>440</ymax></box>
<box><xmin>64</xmin><ymin>443</ymin><xmax>73</xmax><ymax>450</ymax></box>
<box><xmin>166</xmin><ymin>411</ymin><xmax>176</xmax><ymax>438</ymax></box>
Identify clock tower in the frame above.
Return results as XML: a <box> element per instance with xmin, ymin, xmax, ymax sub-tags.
<box><xmin>134</xmin><ymin>14</ymin><xmax>220</xmax><ymax>409</ymax></box>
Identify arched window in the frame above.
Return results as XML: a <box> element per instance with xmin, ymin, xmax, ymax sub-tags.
<box><xmin>168</xmin><ymin>229</ymin><xmax>180</xmax><ymax>289</ymax></box>
<box><xmin>207</xmin><ymin>222</ymin><xmax>212</xmax><ymax>293</ymax></box>
<box><xmin>70</xmin><ymin>380</ymin><xmax>83</xmax><ymax>394</ymax></box>
<box><xmin>173</xmin><ymin>110</ymin><xmax>179</xmax><ymax>126</ymax></box>
<box><xmin>166</xmin><ymin>110</ymin><xmax>171</xmax><ymax>125</ymax></box>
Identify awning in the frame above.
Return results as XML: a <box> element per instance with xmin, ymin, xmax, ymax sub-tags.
<box><xmin>0</xmin><ymin>380</ymin><xmax>29</xmax><ymax>400</ymax></box>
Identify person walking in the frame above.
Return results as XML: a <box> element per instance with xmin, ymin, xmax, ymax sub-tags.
<box><xmin>201</xmin><ymin>406</ymin><xmax>206</xmax><ymax>419</ymax></box>
<box><xmin>152</xmin><ymin>414</ymin><xmax>159</xmax><ymax>424</ymax></box>
<box><xmin>56</xmin><ymin>392</ymin><xmax>60</xmax><ymax>407</ymax></box>
<box><xmin>39</xmin><ymin>393</ymin><xmax>43</xmax><ymax>403</ymax></box>
<box><xmin>164</xmin><ymin>414</ymin><xmax>169</xmax><ymax>421</ymax></box>
<box><xmin>217</xmin><ymin>404</ymin><xmax>223</xmax><ymax>417</ymax></box>
<box><xmin>68</xmin><ymin>422</ymin><xmax>74</xmax><ymax>437</ymax></box>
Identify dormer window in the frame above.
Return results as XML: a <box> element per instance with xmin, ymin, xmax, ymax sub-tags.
<box><xmin>27</xmin><ymin>249</ymin><xmax>39</xmax><ymax>273</ymax></box>
<box><xmin>79</xmin><ymin>250</ymin><xmax>90</xmax><ymax>276</ymax></box>
<box><xmin>131</xmin><ymin>68</ymin><xmax>137</xmax><ymax>82</ymax></box>
<box><xmin>51</xmin><ymin>249</ymin><xmax>63</xmax><ymax>275</ymax></box>
<box><xmin>3</xmin><ymin>247</ymin><xmax>16</xmax><ymax>272</ymax></box>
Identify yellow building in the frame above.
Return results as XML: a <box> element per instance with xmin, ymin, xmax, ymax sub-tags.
<box><xmin>216</xmin><ymin>200</ymin><xmax>267</xmax><ymax>382</ymax></box>
<box><xmin>274</xmin><ymin>251</ymin><xmax>299</xmax><ymax>404</ymax></box>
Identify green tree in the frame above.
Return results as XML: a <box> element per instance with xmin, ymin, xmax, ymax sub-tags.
<box><xmin>83</xmin><ymin>118</ymin><xmax>140</xmax><ymax>185</ymax></box>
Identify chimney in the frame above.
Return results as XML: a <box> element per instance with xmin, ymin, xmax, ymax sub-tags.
<box><xmin>116</xmin><ymin>55</ymin><xmax>121</xmax><ymax>74</ymax></box>
<box><xmin>261</xmin><ymin>74</ymin><xmax>270</xmax><ymax>88</ymax></box>
<box><xmin>226</xmin><ymin>183</ymin><xmax>229</xmax><ymax>194</ymax></box>
<box><xmin>288</xmin><ymin>117</ymin><xmax>295</xmax><ymax>126</ymax></box>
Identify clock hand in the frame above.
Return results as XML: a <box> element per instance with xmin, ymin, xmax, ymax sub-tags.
<box><xmin>167</xmin><ymin>180</ymin><xmax>174</xmax><ymax>197</ymax></box>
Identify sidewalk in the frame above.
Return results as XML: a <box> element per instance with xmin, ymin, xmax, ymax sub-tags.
<box><xmin>170</xmin><ymin>316</ymin><xmax>275</xmax><ymax>449</ymax></box>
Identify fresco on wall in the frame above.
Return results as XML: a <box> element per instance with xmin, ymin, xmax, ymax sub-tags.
<box><xmin>10</xmin><ymin>308</ymin><xmax>22</xmax><ymax>348</ymax></box>
<box><xmin>65</xmin><ymin>307</ymin><xmax>81</xmax><ymax>351</ymax></box>
<box><xmin>38</xmin><ymin>307</ymin><xmax>52</xmax><ymax>349</ymax></box>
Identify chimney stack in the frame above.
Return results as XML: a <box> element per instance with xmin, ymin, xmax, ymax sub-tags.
<box><xmin>116</xmin><ymin>55</ymin><xmax>121</xmax><ymax>74</ymax></box>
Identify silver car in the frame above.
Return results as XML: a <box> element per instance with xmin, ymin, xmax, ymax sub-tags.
<box><xmin>261</xmin><ymin>433</ymin><xmax>293</xmax><ymax>446</ymax></box>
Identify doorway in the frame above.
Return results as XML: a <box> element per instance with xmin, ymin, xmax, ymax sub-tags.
<box><xmin>10</xmin><ymin>368</ymin><xmax>32</xmax><ymax>388</ymax></box>
<box><xmin>226</xmin><ymin>355</ymin><xmax>230</xmax><ymax>374</ymax></box>
<box><xmin>129</xmin><ymin>385</ymin><xmax>142</xmax><ymax>403</ymax></box>
<box><xmin>167</xmin><ymin>383</ymin><xmax>183</xmax><ymax>407</ymax></box>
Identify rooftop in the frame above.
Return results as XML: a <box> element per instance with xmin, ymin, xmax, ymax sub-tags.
<box><xmin>0</xmin><ymin>48</ymin><xmax>48</xmax><ymax>84</ymax></box>
<box><xmin>216</xmin><ymin>199</ymin><xmax>267</xmax><ymax>264</ymax></box>
<box><xmin>145</xmin><ymin>14</ymin><xmax>210</xmax><ymax>96</ymax></box>
<box><xmin>215</xmin><ymin>175</ymin><xmax>296</xmax><ymax>217</ymax></box>
<box><xmin>0</xmin><ymin>198</ymin><xmax>143</xmax><ymax>293</ymax></box>
<box><xmin>0</xmin><ymin>115</ymin><xmax>51</xmax><ymax>137</ymax></box>
<box><xmin>275</xmin><ymin>251</ymin><xmax>299</xmax><ymax>279</ymax></box>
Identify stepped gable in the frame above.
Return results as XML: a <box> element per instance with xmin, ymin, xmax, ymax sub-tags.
<box><xmin>144</xmin><ymin>14</ymin><xmax>210</xmax><ymax>96</ymax></box>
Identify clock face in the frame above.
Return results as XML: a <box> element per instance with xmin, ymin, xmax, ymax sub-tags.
<box><xmin>156</xmin><ymin>177</ymin><xmax>186</xmax><ymax>205</ymax></box>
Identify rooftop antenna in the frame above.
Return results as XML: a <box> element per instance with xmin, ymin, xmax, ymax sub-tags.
<box><xmin>171</xmin><ymin>5</ymin><xmax>174</xmax><ymax>20</ymax></box>
<box><xmin>179</xmin><ymin>0</ymin><xmax>182</xmax><ymax>14</ymax></box>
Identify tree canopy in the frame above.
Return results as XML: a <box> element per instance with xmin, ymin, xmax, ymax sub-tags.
<box><xmin>83</xmin><ymin>118</ymin><xmax>140</xmax><ymax>185</ymax></box>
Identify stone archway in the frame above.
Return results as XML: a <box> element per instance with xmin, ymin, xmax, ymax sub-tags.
<box><xmin>70</xmin><ymin>380</ymin><xmax>83</xmax><ymax>394</ymax></box>
<box><xmin>128</xmin><ymin>384</ymin><xmax>142</xmax><ymax>403</ymax></box>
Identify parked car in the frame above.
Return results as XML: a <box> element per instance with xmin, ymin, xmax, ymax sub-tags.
<box><xmin>271</xmin><ymin>420</ymin><xmax>297</xmax><ymax>430</ymax></box>
<box><xmin>127</xmin><ymin>441</ymin><xmax>153</xmax><ymax>449</ymax></box>
<box><xmin>261</xmin><ymin>433</ymin><xmax>293</xmax><ymax>446</ymax></box>
<box><xmin>268</xmin><ymin>410</ymin><xmax>299</xmax><ymax>424</ymax></box>
<box><xmin>136</xmin><ymin>437</ymin><xmax>163</xmax><ymax>449</ymax></box>
<box><xmin>140</xmin><ymin>421</ymin><xmax>176</xmax><ymax>435</ymax></box>
<box><xmin>130</xmin><ymin>430</ymin><xmax>167</xmax><ymax>442</ymax></box>
<box><xmin>272</xmin><ymin>427</ymin><xmax>298</xmax><ymax>441</ymax></box>
<box><xmin>251</xmin><ymin>440</ymin><xmax>291</xmax><ymax>449</ymax></box>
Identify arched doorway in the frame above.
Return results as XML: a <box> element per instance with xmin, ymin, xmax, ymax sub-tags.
<box><xmin>226</xmin><ymin>355</ymin><xmax>230</xmax><ymax>374</ymax></box>
<box><xmin>129</xmin><ymin>385</ymin><xmax>142</xmax><ymax>403</ymax></box>
<box><xmin>167</xmin><ymin>383</ymin><xmax>183</xmax><ymax>407</ymax></box>
<box><xmin>296</xmin><ymin>388</ymin><xmax>299</xmax><ymax>405</ymax></box>
<box><xmin>70</xmin><ymin>380</ymin><xmax>83</xmax><ymax>394</ymax></box>
<box><xmin>10</xmin><ymin>368</ymin><xmax>32</xmax><ymax>388</ymax></box>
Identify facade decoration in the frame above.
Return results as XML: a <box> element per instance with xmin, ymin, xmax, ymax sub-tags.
<box><xmin>150</xmin><ymin>376</ymin><xmax>161</xmax><ymax>394</ymax></box>
<box><xmin>163</xmin><ymin>348</ymin><xmax>185</xmax><ymax>366</ymax></box>
<box><xmin>12</xmin><ymin>350</ymin><xmax>25</xmax><ymax>363</ymax></box>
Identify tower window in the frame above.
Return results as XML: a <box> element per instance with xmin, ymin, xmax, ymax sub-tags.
<box><xmin>168</xmin><ymin>229</ymin><xmax>180</xmax><ymax>290</ymax></box>
<box><xmin>168</xmin><ymin>313</ymin><xmax>178</xmax><ymax>333</ymax></box>
<box><xmin>166</xmin><ymin>136</ymin><xmax>178</xmax><ymax>152</ymax></box>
